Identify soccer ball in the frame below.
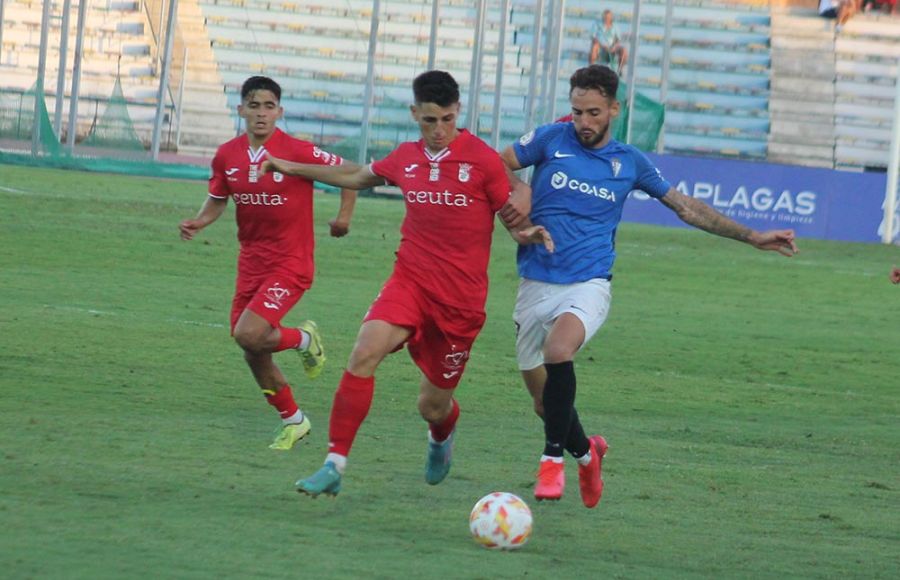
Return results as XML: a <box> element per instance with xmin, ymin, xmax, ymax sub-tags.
<box><xmin>469</xmin><ymin>492</ymin><xmax>533</xmax><ymax>550</ymax></box>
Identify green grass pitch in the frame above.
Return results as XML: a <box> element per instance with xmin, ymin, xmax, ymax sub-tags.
<box><xmin>1</xmin><ymin>164</ymin><xmax>897</xmax><ymax>578</ymax></box>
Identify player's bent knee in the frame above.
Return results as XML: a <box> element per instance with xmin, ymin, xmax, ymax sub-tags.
<box><xmin>233</xmin><ymin>327</ymin><xmax>268</xmax><ymax>354</ymax></box>
<box><xmin>417</xmin><ymin>396</ymin><xmax>448</xmax><ymax>424</ymax></box>
<box><xmin>543</xmin><ymin>345</ymin><xmax>577</xmax><ymax>364</ymax></box>
<box><xmin>346</xmin><ymin>344</ymin><xmax>388</xmax><ymax>375</ymax></box>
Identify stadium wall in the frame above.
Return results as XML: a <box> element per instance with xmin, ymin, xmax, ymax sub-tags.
<box><xmin>622</xmin><ymin>154</ymin><xmax>892</xmax><ymax>243</ymax></box>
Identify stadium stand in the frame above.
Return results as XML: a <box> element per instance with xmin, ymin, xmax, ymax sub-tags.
<box><xmin>769</xmin><ymin>7</ymin><xmax>899</xmax><ymax>169</ymax></box>
<box><xmin>834</xmin><ymin>15</ymin><xmax>900</xmax><ymax>169</ymax></box>
<box><xmin>1</xmin><ymin>0</ymin><xmax>897</xmax><ymax>169</ymax></box>
<box><xmin>198</xmin><ymin>0</ymin><xmax>534</xmax><ymax>158</ymax></box>
<box><xmin>767</xmin><ymin>11</ymin><xmax>837</xmax><ymax>168</ymax></box>
<box><xmin>0</xmin><ymin>0</ymin><xmax>162</xmax><ymax>144</ymax></box>
<box><xmin>144</xmin><ymin>0</ymin><xmax>234</xmax><ymax>152</ymax></box>
<box><xmin>0</xmin><ymin>0</ymin><xmax>231</xmax><ymax>151</ymax></box>
<box><xmin>558</xmin><ymin>0</ymin><xmax>773</xmax><ymax>160</ymax></box>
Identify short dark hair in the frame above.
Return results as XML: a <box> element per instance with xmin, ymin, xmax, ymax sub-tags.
<box><xmin>569</xmin><ymin>65</ymin><xmax>618</xmax><ymax>100</ymax></box>
<box><xmin>412</xmin><ymin>70</ymin><xmax>460</xmax><ymax>107</ymax></box>
<box><xmin>241</xmin><ymin>76</ymin><xmax>281</xmax><ymax>102</ymax></box>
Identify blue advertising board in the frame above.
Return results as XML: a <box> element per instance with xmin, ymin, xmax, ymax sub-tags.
<box><xmin>622</xmin><ymin>154</ymin><xmax>889</xmax><ymax>243</ymax></box>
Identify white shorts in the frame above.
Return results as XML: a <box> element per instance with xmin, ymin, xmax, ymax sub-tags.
<box><xmin>513</xmin><ymin>277</ymin><xmax>612</xmax><ymax>371</ymax></box>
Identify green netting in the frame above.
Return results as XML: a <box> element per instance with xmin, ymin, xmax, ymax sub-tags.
<box><xmin>612</xmin><ymin>82</ymin><xmax>665</xmax><ymax>151</ymax></box>
<box><xmin>0</xmin><ymin>90</ymin><xmax>32</xmax><ymax>140</ymax></box>
<box><xmin>0</xmin><ymin>80</ymin><xmax>207</xmax><ymax>180</ymax></box>
<box><xmin>82</xmin><ymin>75</ymin><xmax>145</xmax><ymax>152</ymax></box>
<box><xmin>0</xmin><ymin>81</ymin><xmax>63</xmax><ymax>156</ymax></box>
<box><xmin>0</xmin><ymin>149</ymin><xmax>209</xmax><ymax>179</ymax></box>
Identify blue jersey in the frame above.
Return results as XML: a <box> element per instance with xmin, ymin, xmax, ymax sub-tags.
<box><xmin>513</xmin><ymin>122</ymin><xmax>671</xmax><ymax>283</ymax></box>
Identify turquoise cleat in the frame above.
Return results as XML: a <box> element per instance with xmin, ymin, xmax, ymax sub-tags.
<box><xmin>296</xmin><ymin>461</ymin><xmax>342</xmax><ymax>497</ymax></box>
<box><xmin>425</xmin><ymin>430</ymin><xmax>454</xmax><ymax>485</ymax></box>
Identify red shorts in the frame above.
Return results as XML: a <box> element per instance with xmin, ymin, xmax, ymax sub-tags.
<box><xmin>231</xmin><ymin>273</ymin><xmax>307</xmax><ymax>332</ymax></box>
<box><xmin>364</xmin><ymin>274</ymin><xmax>486</xmax><ymax>389</ymax></box>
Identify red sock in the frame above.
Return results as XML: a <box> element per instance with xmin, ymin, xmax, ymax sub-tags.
<box><xmin>264</xmin><ymin>385</ymin><xmax>299</xmax><ymax>419</ymax></box>
<box><xmin>274</xmin><ymin>326</ymin><xmax>301</xmax><ymax>352</ymax></box>
<box><xmin>429</xmin><ymin>398</ymin><xmax>459</xmax><ymax>443</ymax></box>
<box><xmin>328</xmin><ymin>370</ymin><xmax>375</xmax><ymax>457</ymax></box>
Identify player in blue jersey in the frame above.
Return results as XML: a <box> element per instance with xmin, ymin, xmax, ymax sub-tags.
<box><xmin>498</xmin><ymin>65</ymin><xmax>798</xmax><ymax>508</ymax></box>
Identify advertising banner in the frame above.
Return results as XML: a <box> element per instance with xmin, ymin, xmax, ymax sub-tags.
<box><xmin>622</xmin><ymin>154</ymin><xmax>888</xmax><ymax>243</ymax></box>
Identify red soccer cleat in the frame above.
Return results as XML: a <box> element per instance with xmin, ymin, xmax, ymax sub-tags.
<box><xmin>578</xmin><ymin>435</ymin><xmax>608</xmax><ymax>508</ymax></box>
<box><xmin>534</xmin><ymin>459</ymin><xmax>565</xmax><ymax>501</ymax></box>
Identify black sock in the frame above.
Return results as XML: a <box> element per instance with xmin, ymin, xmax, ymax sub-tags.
<box><xmin>566</xmin><ymin>408</ymin><xmax>590</xmax><ymax>458</ymax></box>
<box><xmin>542</xmin><ymin>361</ymin><xmax>577</xmax><ymax>457</ymax></box>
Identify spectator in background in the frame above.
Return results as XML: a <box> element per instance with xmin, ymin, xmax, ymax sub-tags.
<box><xmin>864</xmin><ymin>0</ymin><xmax>897</xmax><ymax>15</ymax></box>
<box><xmin>890</xmin><ymin>266</ymin><xmax>900</xmax><ymax>284</ymax></box>
<box><xmin>819</xmin><ymin>0</ymin><xmax>861</xmax><ymax>31</ymax></box>
<box><xmin>589</xmin><ymin>9</ymin><xmax>628</xmax><ymax>75</ymax></box>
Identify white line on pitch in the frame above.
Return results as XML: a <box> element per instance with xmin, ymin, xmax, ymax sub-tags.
<box><xmin>44</xmin><ymin>304</ymin><xmax>225</xmax><ymax>328</ymax></box>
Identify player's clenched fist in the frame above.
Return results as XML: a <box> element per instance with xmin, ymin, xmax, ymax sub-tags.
<box><xmin>179</xmin><ymin>219</ymin><xmax>203</xmax><ymax>241</ymax></box>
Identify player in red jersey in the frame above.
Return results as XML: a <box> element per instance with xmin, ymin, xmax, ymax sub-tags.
<box><xmin>260</xmin><ymin>70</ymin><xmax>553</xmax><ymax>497</ymax></box>
<box><xmin>179</xmin><ymin>76</ymin><xmax>357</xmax><ymax>451</ymax></box>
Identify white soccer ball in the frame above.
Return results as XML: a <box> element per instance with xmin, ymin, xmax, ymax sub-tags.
<box><xmin>469</xmin><ymin>492</ymin><xmax>533</xmax><ymax>550</ymax></box>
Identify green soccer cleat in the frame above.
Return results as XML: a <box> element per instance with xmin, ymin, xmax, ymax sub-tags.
<box><xmin>296</xmin><ymin>461</ymin><xmax>342</xmax><ymax>497</ymax></box>
<box><xmin>269</xmin><ymin>415</ymin><xmax>312</xmax><ymax>451</ymax></box>
<box><xmin>425</xmin><ymin>430</ymin><xmax>455</xmax><ymax>485</ymax></box>
<box><xmin>298</xmin><ymin>320</ymin><xmax>326</xmax><ymax>379</ymax></box>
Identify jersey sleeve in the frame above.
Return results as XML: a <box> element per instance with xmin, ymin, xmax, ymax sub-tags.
<box><xmin>481</xmin><ymin>152</ymin><xmax>511</xmax><ymax>212</ymax></box>
<box><xmin>294</xmin><ymin>142</ymin><xmax>344</xmax><ymax>167</ymax></box>
<box><xmin>208</xmin><ymin>148</ymin><xmax>230</xmax><ymax>199</ymax></box>
<box><xmin>632</xmin><ymin>148</ymin><xmax>671</xmax><ymax>199</ymax></box>
<box><xmin>370</xmin><ymin>147</ymin><xmax>402</xmax><ymax>186</ymax></box>
<box><xmin>512</xmin><ymin>123</ymin><xmax>556</xmax><ymax>169</ymax></box>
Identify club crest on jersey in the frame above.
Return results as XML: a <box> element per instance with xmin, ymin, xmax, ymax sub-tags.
<box><xmin>610</xmin><ymin>158</ymin><xmax>622</xmax><ymax>178</ymax></box>
<box><xmin>273</xmin><ymin>171</ymin><xmax>284</xmax><ymax>183</ymax></box>
<box><xmin>458</xmin><ymin>163</ymin><xmax>471</xmax><ymax>183</ymax></box>
<box><xmin>248</xmin><ymin>164</ymin><xmax>259</xmax><ymax>183</ymax></box>
<box><xmin>263</xmin><ymin>283</ymin><xmax>290</xmax><ymax>310</ymax></box>
<box><xmin>429</xmin><ymin>162</ymin><xmax>440</xmax><ymax>182</ymax></box>
<box><xmin>312</xmin><ymin>147</ymin><xmax>341</xmax><ymax>166</ymax></box>
<box><xmin>312</xmin><ymin>147</ymin><xmax>329</xmax><ymax>163</ymax></box>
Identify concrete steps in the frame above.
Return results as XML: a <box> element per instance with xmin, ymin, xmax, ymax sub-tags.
<box><xmin>767</xmin><ymin>12</ymin><xmax>836</xmax><ymax>168</ymax></box>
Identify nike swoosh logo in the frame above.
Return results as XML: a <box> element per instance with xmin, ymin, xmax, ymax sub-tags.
<box><xmin>225</xmin><ymin>168</ymin><xmax>239</xmax><ymax>175</ymax></box>
<box><xmin>442</xmin><ymin>371</ymin><xmax>459</xmax><ymax>379</ymax></box>
<box><xmin>554</xmin><ymin>151</ymin><xmax>575</xmax><ymax>158</ymax></box>
<box><xmin>263</xmin><ymin>302</ymin><xmax>279</xmax><ymax>310</ymax></box>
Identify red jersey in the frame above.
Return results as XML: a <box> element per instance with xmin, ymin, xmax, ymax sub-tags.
<box><xmin>370</xmin><ymin>129</ymin><xmax>510</xmax><ymax>312</ymax></box>
<box><xmin>208</xmin><ymin>128</ymin><xmax>343</xmax><ymax>285</ymax></box>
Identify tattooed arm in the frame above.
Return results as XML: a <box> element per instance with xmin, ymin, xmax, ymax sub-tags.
<box><xmin>659</xmin><ymin>188</ymin><xmax>799</xmax><ymax>257</ymax></box>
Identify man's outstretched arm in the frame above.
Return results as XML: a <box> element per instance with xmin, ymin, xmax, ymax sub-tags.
<box><xmin>261</xmin><ymin>156</ymin><xmax>384</xmax><ymax>190</ymax></box>
<box><xmin>659</xmin><ymin>188</ymin><xmax>799</xmax><ymax>257</ymax></box>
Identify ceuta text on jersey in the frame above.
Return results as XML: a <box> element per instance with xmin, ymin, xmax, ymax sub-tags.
<box><xmin>232</xmin><ymin>192</ymin><xmax>287</xmax><ymax>206</ymax></box>
<box><xmin>405</xmin><ymin>189</ymin><xmax>472</xmax><ymax>207</ymax></box>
